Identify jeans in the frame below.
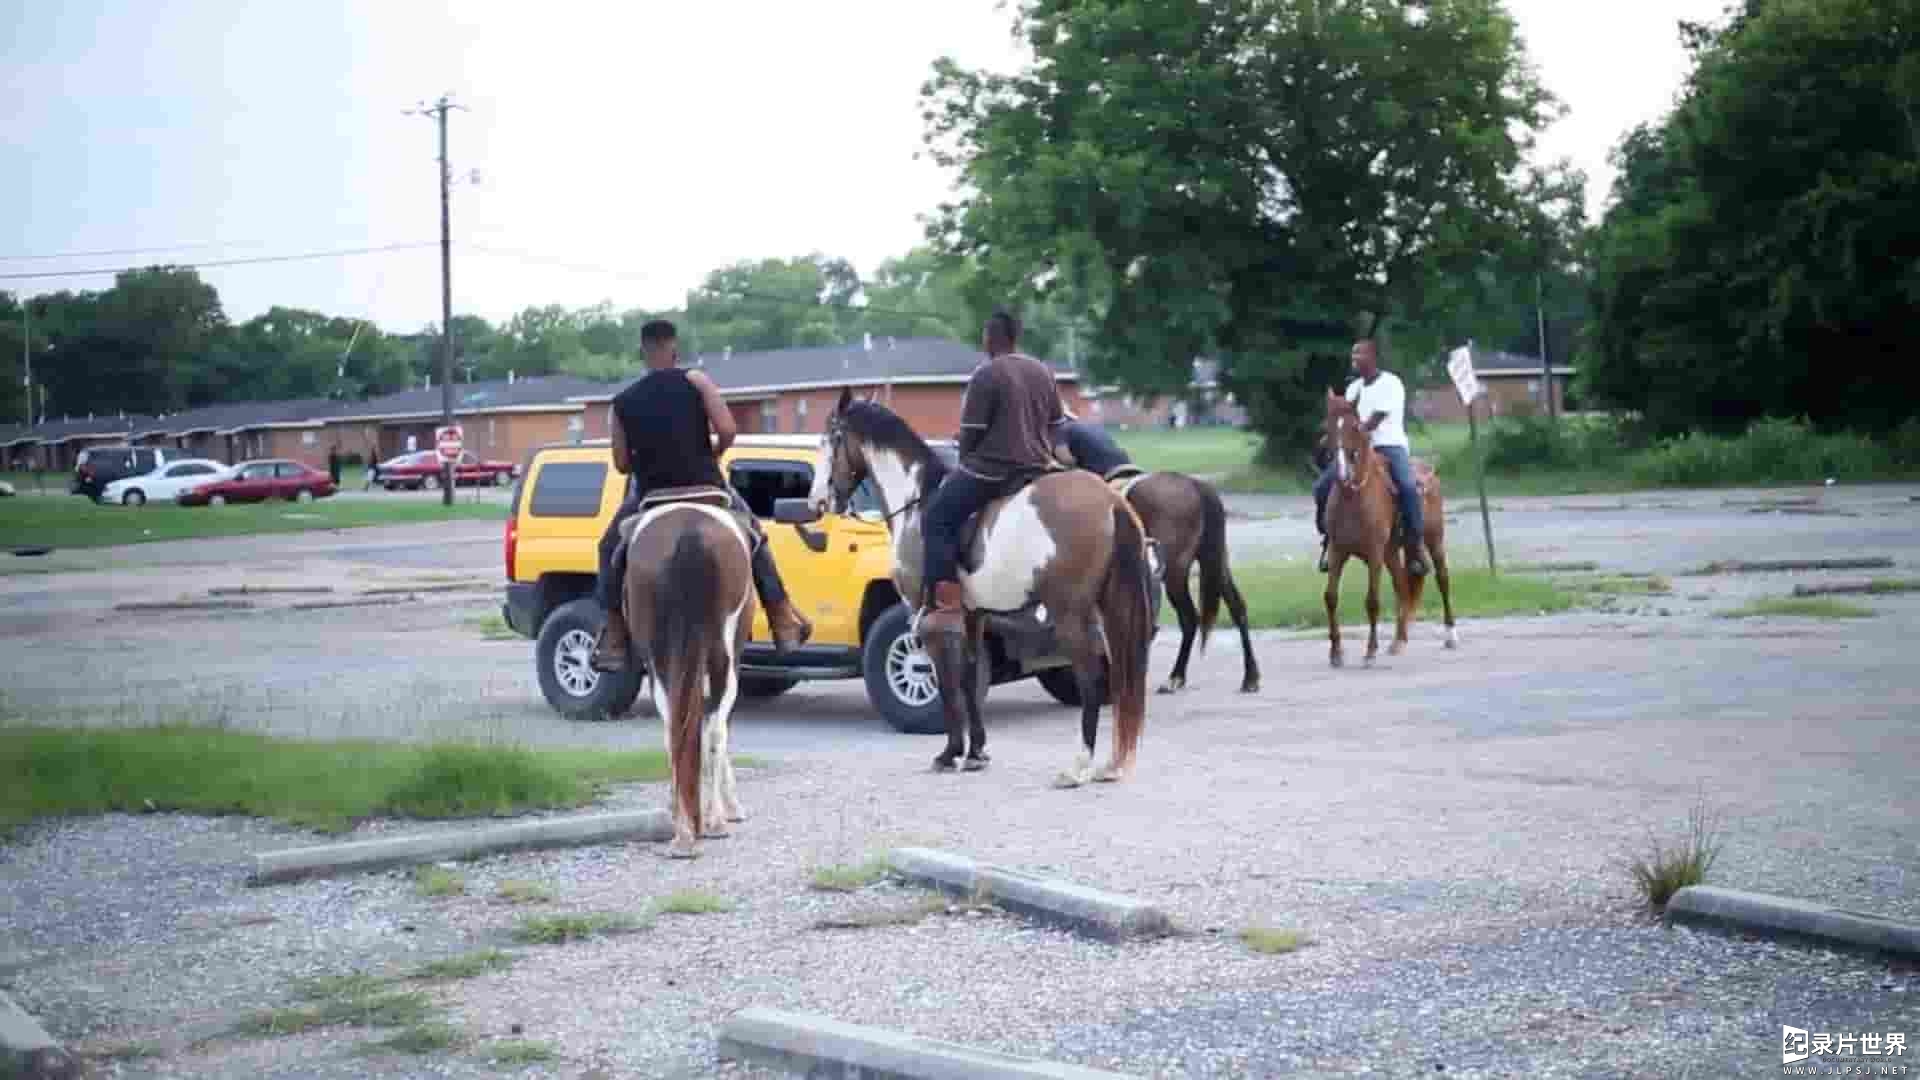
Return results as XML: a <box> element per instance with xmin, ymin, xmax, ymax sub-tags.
<box><xmin>922</xmin><ymin>469</ymin><xmax>1017</xmax><ymax>595</ymax></box>
<box><xmin>1313</xmin><ymin>445</ymin><xmax>1425</xmax><ymax>546</ymax></box>
<box><xmin>596</xmin><ymin>481</ymin><xmax>789</xmax><ymax>613</ymax></box>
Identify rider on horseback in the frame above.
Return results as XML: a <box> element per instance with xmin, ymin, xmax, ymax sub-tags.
<box><xmin>919</xmin><ymin>310</ymin><xmax>1067</xmax><ymax>638</ymax></box>
<box><xmin>1050</xmin><ymin>408</ymin><xmax>1137</xmax><ymax>480</ymax></box>
<box><xmin>591</xmin><ymin>319</ymin><xmax>812</xmax><ymax>671</ymax></box>
<box><xmin>1314</xmin><ymin>337</ymin><xmax>1429</xmax><ymax>576</ymax></box>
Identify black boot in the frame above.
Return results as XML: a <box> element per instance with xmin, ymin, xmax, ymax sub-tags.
<box><xmin>750</xmin><ymin>542</ymin><xmax>812</xmax><ymax>652</ymax></box>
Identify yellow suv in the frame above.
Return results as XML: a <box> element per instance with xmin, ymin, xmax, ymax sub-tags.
<box><xmin>502</xmin><ymin>435</ymin><xmax>1097</xmax><ymax>733</ymax></box>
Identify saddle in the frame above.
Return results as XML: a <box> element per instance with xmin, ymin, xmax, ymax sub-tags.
<box><xmin>953</xmin><ymin>464</ymin><xmax>1064</xmax><ymax>574</ymax></box>
<box><xmin>620</xmin><ymin>485</ymin><xmax>762</xmax><ymax>552</ymax></box>
<box><xmin>1103</xmin><ymin>464</ymin><xmax>1150</xmax><ymax>498</ymax></box>
<box><xmin>1381</xmin><ymin>457</ymin><xmax>1438</xmax><ymax>501</ymax></box>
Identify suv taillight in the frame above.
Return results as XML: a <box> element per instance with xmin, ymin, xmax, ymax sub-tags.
<box><xmin>504</xmin><ymin>515</ymin><xmax>518</xmax><ymax>580</ymax></box>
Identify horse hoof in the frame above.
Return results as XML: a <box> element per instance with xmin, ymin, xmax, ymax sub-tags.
<box><xmin>1444</xmin><ymin>629</ymin><xmax>1461</xmax><ymax>650</ymax></box>
<box><xmin>932</xmin><ymin>755</ymin><xmax>960</xmax><ymax>773</ymax></box>
<box><xmin>962</xmin><ymin>754</ymin><xmax>990</xmax><ymax>772</ymax></box>
<box><xmin>726</xmin><ymin>810</ymin><xmax>748</xmax><ymax>823</ymax></box>
<box><xmin>701</xmin><ymin>827</ymin><xmax>731</xmax><ymax>840</ymax></box>
<box><xmin>1093</xmin><ymin>766</ymin><xmax>1125</xmax><ymax>783</ymax></box>
<box><xmin>1052</xmin><ymin>771</ymin><xmax>1085</xmax><ymax>789</ymax></box>
<box><xmin>1156</xmin><ymin>678</ymin><xmax>1184</xmax><ymax>695</ymax></box>
<box><xmin>1388</xmin><ymin>642</ymin><xmax>1406</xmax><ymax>657</ymax></box>
<box><xmin>1363</xmin><ymin>655</ymin><xmax>1376</xmax><ymax>668</ymax></box>
<box><xmin>1330</xmin><ymin>654</ymin><xmax>1344</xmax><ymax>669</ymax></box>
<box><xmin>667</xmin><ymin>840</ymin><xmax>699</xmax><ymax>859</ymax></box>
<box><xmin>1239</xmin><ymin>680</ymin><xmax>1260</xmax><ymax>694</ymax></box>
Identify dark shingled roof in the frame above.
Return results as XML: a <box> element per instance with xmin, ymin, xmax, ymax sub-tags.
<box><xmin>133</xmin><ymin>397</ymin><xmax>340</xmax><ymax>436</ymax></box>
<box><xmin>570</xmin><ymin>337</ymin><xmax>1076</xmax><ymax>401</ymax></box>
<box><xmin>7</xmin><ymin>414</ymin><xmax>159</xmax><ymax>444</ymax></box>
<box><xmin>326</xmin><ymin>375</ymin><xmax>618</xmax><ymax>420</ymax></box>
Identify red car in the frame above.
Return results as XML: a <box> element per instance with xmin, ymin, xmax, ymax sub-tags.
<box><xmin>176</xmin><ymin>459</ymin><xmax>337</xmax><ymax>506</ymax></box>
<box><xmin>376</xmin><ymin>450</ymin><xmax>518</xmax><ymax>490</ymax></box>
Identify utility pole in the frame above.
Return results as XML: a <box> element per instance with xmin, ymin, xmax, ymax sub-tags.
<box><xmin>20</xmin><ymin>296</ymin><xmax>30</xmax><ymax>427</ymax></box>
<box><xmin>408</xmin><ymin>93</ymin><xmax>464</xmax><ymax>506</ymax></box>
<box><xmin>1536</xmin><ymin>271</ymin><xmax>1555</xmax><ymax>421</ymax></box>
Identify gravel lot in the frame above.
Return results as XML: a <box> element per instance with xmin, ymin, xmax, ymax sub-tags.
<box><xmin>3</xmin><ymin>484</ymin><xmax>1917</xmax><ymax>1078</ymax></box>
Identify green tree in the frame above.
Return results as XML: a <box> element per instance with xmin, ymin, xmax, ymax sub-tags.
<box><xmin>1585</xmin><ymin>0</ymin><xmax>1920</xmax><ymax>436</ymax></box>
<box><xmin>921</xmin><ymin>0</ymin><xmax>1577</xmax><ymax>456</ymax></box>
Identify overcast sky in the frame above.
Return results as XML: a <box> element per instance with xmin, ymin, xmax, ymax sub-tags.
<box><xmin>1</xmin><ymin>0</ymin><xmax>1731</xmax><ymax>334</ymax></box>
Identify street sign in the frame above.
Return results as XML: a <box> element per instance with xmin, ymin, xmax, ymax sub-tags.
<box><xmin>1447</xmin><ymin>345</ymin><xmax>1483</xmax><ymax>406</ymax></box>
<box><xmin>435</xmin><ymin>424</ymin><xmax>464</xmax><ymax>462</ymax></box>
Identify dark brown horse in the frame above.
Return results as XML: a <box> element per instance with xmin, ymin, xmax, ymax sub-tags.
<box><xmin>813</xmin><ymin>389</ymin><xmax>1157</xmax><ymax>787</ymax></box>
<box><xmin>1101</xmin><ymin>468</ymin><xmax>1260</xmax><ymax>695</ymax></box>
<box><xmin>1321</xmin><ymin>391</ymin><xmax>1458</xmax><ymax>667</ymax></box>
<box><xmin>618</xmin><ymin>486</ymin><xmax>757</xmax><ymax>857</ymax></box>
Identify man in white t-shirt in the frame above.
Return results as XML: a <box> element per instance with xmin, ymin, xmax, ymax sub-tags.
<box><xmin>1313</xmin><ymin>337</ymin><xmax>1428</xmax><ymax>576</ymax></box>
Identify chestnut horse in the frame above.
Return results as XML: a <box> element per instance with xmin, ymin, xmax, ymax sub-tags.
<box><xmin>617</xmin><ymin>487</ymin><xmax>756</xmax><ymax>857</ymax></box>
<box><xmin>814</xmin><ymin>389</ymin><xmax>1156</xmax><ymax>787</ymax></box>
<box><xmin>1321</xmin><ymin>391</ymin><xmax>1458</xmax><ymax>666</ymax></box>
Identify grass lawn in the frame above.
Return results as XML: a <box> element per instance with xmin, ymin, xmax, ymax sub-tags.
<box><xmin>0</xmin><ymin>724</ymin><xmax>684</xmax><ymax>835</ymax></box>
<box><xmin>1169</xmin><ymin>559</ymin><xmax>1574</xmax><ymax>631</ymax></box>
<box><xmin>1715</xmin><ymin>597</ymin><xmax>1877</xmax><ymax>620</ymax></box>
<box><xmin>1112</xmin><ymin>426</ymin><xmax>1263</xmax><ymax>475</ymax></box>
<box><xmin>0</xmin><ymin>494</ymin><xmax>505</xmax><ymax>550</ymax></box>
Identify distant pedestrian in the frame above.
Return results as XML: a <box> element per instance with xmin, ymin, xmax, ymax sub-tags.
<box><xmin>327</xmin><ymin>445</ymin><xmax>343</xmax><ymax>486</ymax></box>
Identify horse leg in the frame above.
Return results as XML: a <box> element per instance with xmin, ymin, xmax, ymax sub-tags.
<box><xmin>1436</xmin><ymin>530</ymin><xmax>1459</xmax><ymax>645</ymax></box>
<box><xmin>1159</xmin><ymin>553</ymin><xmax>1199</xmax><ymax>694</ymax></box>
<box><xmin>1050</xmin><ymin>613</ymin><xmax>1102</xmax><ymax>789</ymax></box>
<box><xmin>925</xmin><ymin>627</ymin><xmax>971</xmax><ymax>773</ymax></box>
<box><xmin>1325</xmin><ymin>550</ymin><xmax>1349</xmax><ymax>668</ymax></box>
<box><xmin>650</xmin><ymin>670</ymin><xmax>699</xmax><ymax>858</ymax></box>
<box><xmin>1388</xmin><ymin>548</ymin><xmax>1416</xmax><ymax>656</ymax></box>
<box><xmin>1221</xmin><ymin>570</ymin><xmax>1260</xmax><ymax>694</ymax></box>
<box><xmin>1363</xmin><ymin>557</ymin><xmax>1382</xmax><ymax>666</ymax></box>
<box><xmin>701</xmin><ymin>616</ymin><xmax>743</xmax><ymax>837</ymax></box>
<box><xmin>961</xmin><ymin>614</ymin><xmax>991</xmax><ymax>771</ymax></box>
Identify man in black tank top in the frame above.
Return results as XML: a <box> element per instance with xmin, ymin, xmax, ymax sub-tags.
<box><xmin>590</xmin><ymin>320</ymin><xmax>813</xmax><ymax>670</ymax></box>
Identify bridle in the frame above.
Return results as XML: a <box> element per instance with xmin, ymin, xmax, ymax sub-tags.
<box><xmin>822</xmin><ymin>414</ymin><xmax>924</xmax><ymax>525</ymax></box>
<box><xmin>1330</xmin><ymin>413</ymin><xmax>1374</xmax><ymax>495</ymax></box>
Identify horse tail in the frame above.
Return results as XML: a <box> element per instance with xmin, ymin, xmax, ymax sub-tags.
<box><xmin>1100</xmin><ymin>500</ymin><xmax>1155</xmax><ymax>772</ymax></box>
<box><xmin>653</xmin><ymin>524</ymin><xmax>719</xmax><ymax>838</ymax></box>
<box><xmin>1194</xmin><ymin>477</ymin><xmax>1231</xmax><ymax>653</ymax></box>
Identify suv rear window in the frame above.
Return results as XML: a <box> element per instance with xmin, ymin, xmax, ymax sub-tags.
<box><xmin>528</xmin><ymin>461</ymin><xmax>608</xmax><ymax>517</ymax></box>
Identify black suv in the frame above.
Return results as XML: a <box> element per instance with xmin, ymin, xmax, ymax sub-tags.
<box><xmin>72</xmin><ymin>446</ymin><xmax>176</xmax><ymax>500</ymax></box>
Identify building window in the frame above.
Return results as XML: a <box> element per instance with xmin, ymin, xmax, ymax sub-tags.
<box><xmin>760</xmin><ymin>401</ymin><xmax>778</xmax><ymax>434</ymax></box>
<box><xmin>795</xmin><ymin>398</ymin><xmax>809</xmax><ymax>430</ymax></box>
<box><xmin>302</xmin><ymin>431</ymin><xmax>316</xmax><ymax>445</ymax></box>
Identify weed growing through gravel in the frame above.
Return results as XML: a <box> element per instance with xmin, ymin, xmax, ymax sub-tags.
<box><xmin>813</xmin><ymin>893</ymin><xmax>950</xmax><ymax>931</ymax></box>
<box><xmin>464</xmin><ymin>613</ymin><xmax>519</xmax><ymax>641</ymax></box>
<box><xmin>484</xmin><ymin>1039</ymin><xmax>558</xmax><ymax>1064</ymax></box>
<box><xmin>409</xmin><ymin>949</ymin><xmax>515</xmax><ymax>981</ymax></box>
<box><xmin>413</xmin><ymin>865</ymin><xmax>467</xmax><ymax>898</ymax></box>
<box><xmin>90</xmin><ymin>1041</ymin><xmax>160</xmax><ymax>1062</ymax></box>
<box><xmin>1716</xmin><ymin>597</ymin><xmax>1876</xmax><ymax>620</ymax></box>
<box><xmin>650</xmin><ymin>890</ymin><xmax>733</xmax><ymax>915</ymax></box>
<box><xmin>512</xmin><ymin>912</ymin><xmax>642</xmax><ymax>944</ymax></box>
<box><xmin>1239</xmin><ymin>927</ymin><xmax>1311</xmax><ymax>955</ymax></box>
<box><xmin>495</xmin><ymin>879</ymin><xmax>554</xmax><ymax>904</ymax></box>
<box><xmin>232</xmin><ymin>979</ymin><xmax>435</xmax><ymax>1038</ymax></box>
<box><xmin>810</xmin><ymin>856</ymin><xmax>892</xmax><ymax>892</ymax></box>
<box><xmin>361</xmin><ymin>1022</ymin><xmax>466</xmax><ymax>1055</ymax></box>
<box><xmin>0</xmin><ymin>723</ymin><xmax>672</xmax><ymax>834</ymax></box>
<box><xmin>1577</xmin><ymin>575</ymin><xmax>1673</xmax><ymax>596</ymax></box>
<box><xmin>1626</xmin><ymin>797</ymin><xmax>1724</xmax><ymax>913</ymax></box>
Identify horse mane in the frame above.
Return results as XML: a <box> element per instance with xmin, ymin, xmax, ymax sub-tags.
<box><xmin>841</xmin><ymin>400</ymin><xmax>949</xmax><ymax>491</ymax></box>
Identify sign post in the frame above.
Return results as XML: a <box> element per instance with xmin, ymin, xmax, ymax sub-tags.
<box><xmin>1448</xmin><ymin>342</ymin><xmax>1497</xmax><ymax>576</ymax></box>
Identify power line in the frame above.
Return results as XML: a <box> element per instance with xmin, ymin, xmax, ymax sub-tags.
<box><xmin>0</xmin><ymin>241</ymin><xmax>248</xmax><ymax>262</ymax></box>
<box><xmin>0</xmin><ymin>242</ymin><xmax>440</xmax><ymax>282</ymax></box>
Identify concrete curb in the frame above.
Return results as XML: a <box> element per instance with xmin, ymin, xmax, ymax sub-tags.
<box><xmin>0</xmin><ymin>990</ymin><xmax>78</xmax><ymax>1080</ymax></box>
<box><xmin>1667</xmin><ymin>886</ymin><xmax>1920</xmax><ymax>960</ymax></box>
<box><xmin>1698</xmin><ymin>556</ymin><xmax>1894</xmax><ymax>574</ymax></box>
<box><xmin>1792</xmin><ymin>580</ymin><xmax>1916</xmax><ymax>597</ymax></box>
<box><xmin>886</xmin><ymin>847</ymin><xmax>1173</xmax><ymax>943</ymax></box>
<box><xmin>249</xmin><ymin>809</ymin><xmax>673</xmax><ymax>885</ymax></box>
<box><xmin>113</xmin><ymin>599</ymin><xmax>255</xmax><ymax>613</ymax></box>
<box><xmin>208</xmin><ymin>585</ymin><xmax>334</xmax><ymax>596</ymax></box>
<box><xmin>717</xmin><ymin>1007</ymin><xmax>1138</xmax><ymax>1079</ymax></box>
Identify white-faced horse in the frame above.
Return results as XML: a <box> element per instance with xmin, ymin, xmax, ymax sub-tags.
<box><xmin>811</xmin><ymin>389</ymin><xmax>1157</xmax><ymax>787</ymax></box>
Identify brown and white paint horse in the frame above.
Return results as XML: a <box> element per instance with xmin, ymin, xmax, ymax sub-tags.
<box><xmin>812</xmin><ymin>388</ymin><xmax>1156</xmax><ymax>787</ymax></box>
<box><xmin>618</xmin><ymin>488</ymin><xmax>756</xmax><ymax>857</ymax></box>
<box><xmin>1321</xmin><ymin>391</ymin><xmax>1458</xmax><ymax>667</ymax></box>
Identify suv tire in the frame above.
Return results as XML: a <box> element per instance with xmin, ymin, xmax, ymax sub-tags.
<box><xmin>861</xmin><ymin>603</ymin><xmax>989</xmax><ymax>735</ymax></box>
<box><xmin>536</xmin><ymin>597</ymin><xmax>644</xmax><ymax>721</ymax></box>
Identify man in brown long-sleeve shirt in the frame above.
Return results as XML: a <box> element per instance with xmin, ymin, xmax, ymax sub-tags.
<box><xmin>918</xmin><ymin>310</ymin><xmax>1066</xmax><ymax>638</ymax></box>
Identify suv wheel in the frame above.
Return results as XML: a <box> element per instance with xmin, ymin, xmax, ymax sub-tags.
<box><xmin>861</xmin><ymin>603</ymin><xmax>989</xmax><ymax>735</ymax></box>
<box><xmin>536</xmin><ymin>598</ymin><xmax>644</xmax><ymax>721</ymax></box>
